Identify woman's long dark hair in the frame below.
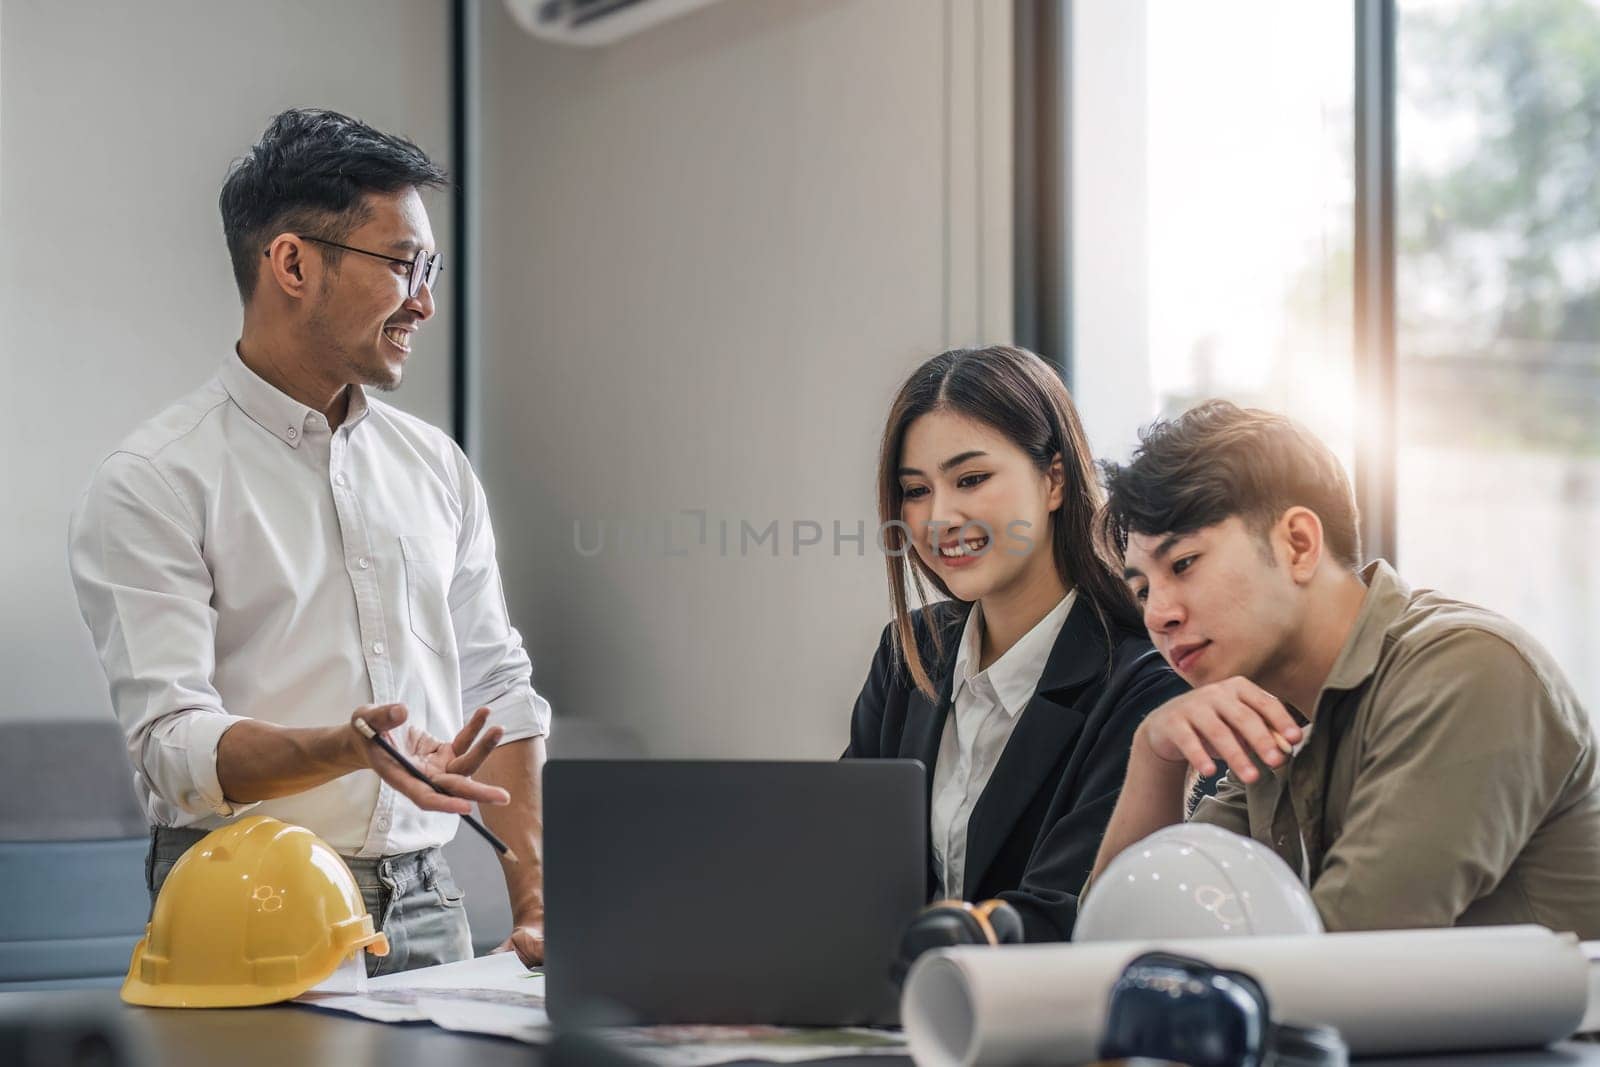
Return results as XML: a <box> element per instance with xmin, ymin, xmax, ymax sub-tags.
<box><xmin>876</xmin><ymin>345</ymin><xmax>1141</xmax><ymax>698</ymax></box>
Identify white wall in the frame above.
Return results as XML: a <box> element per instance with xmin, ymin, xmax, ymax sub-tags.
<box><xmin>476</xmin><ymin>0</ymin><xmax>1014</xmax><ymax>758</ymax></box>
<box><xmin>1</xmin><ymin>0</ymin><xmax>1013</xmax><ymax>754</ymax></box>
<box><xmin>1</xmin><ymin>0</ymin><xmax>456</xmax><ymax>722</ymax></box>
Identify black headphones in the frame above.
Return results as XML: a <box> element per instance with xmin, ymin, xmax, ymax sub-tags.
<box><xmin>1099</xmin><ymin>951</ymin><xmax>1348</xmax><ymax>1067</ymax></box>
<box><xmin>890</xmin><ymin>898</ymin><xmax>1025</xmax><ymax>987</ymax></box>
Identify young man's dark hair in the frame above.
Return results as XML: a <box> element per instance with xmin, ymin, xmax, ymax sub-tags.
<box><xmin>218</xmin><ymin>107</ymin><xmax>449</xmax><ymax>302</ymax></box>
<box><xmin>1099</xmin><ymin>400</ymin><xmax>1362</xmax><ymax>570</ymax></box>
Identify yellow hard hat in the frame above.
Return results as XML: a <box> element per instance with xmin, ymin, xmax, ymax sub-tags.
<box><xmin>122</xmin><ymin>815</ymin><xmax>389</xmax><ymax>1008</ymax></box>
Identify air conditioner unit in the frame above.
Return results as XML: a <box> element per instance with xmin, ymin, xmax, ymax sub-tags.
<box><xmin>503</xmin><ymin>0</ymin><xmax>727</xmax><ymax>46</ymax></box>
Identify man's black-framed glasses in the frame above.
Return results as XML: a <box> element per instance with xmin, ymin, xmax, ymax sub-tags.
<box><xmin>265</xmin><ymin>235</ymin><xmax>443</xmax><ymax>299</ymax></box>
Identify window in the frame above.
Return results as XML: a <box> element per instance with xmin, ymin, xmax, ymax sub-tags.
<box><xmin>1071</xmin><ymin>1</ymin><xmax>1355</xmax><ymax>468</ymax></box>
<box><xmin>1396</xmin><ymin>0</ymin><xmax>1600</xmax><ymax>712</ymax></box>
<box><xmin>1067</xmin><ymin>0</ymin><xmax>1599</xmax><ymax>716</ymax></box>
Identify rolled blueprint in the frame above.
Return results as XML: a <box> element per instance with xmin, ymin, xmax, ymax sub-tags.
<box><xmin>902</xmin><ymin>925</ymin><xmax>1590</xmax><ymax>1065</ymax></box>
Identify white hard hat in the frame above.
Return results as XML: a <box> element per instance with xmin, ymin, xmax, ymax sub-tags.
<box><xmin>1075</xmin><ymin>823</ymin><xmax>1323</xmax><ymax>942</ymax></box>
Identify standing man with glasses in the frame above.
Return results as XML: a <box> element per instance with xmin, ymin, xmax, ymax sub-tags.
<box><xmin>68</xmin><ymin>108</ymin><xmax>552</xmax><ymax>973</ymax></box>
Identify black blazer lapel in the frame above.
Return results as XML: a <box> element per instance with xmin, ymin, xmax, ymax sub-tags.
<box><xmin>901</xmin><ymin>642</ymin><xmax>960</xmax><ymax>816</ymax></box>
<box><xmin>897</xmin><ymin>604</ymin><xmax>967</xmax><ymax>897</ymax></box>
<box><xmin>893</xmin><ymin>603</ymin><xmax>969</xmax><ymax>773</ymax></box>
<box><xmin>960</xmin><ymin>597</ymin><xmax>1107</xmax><ymax>895</ymax></box>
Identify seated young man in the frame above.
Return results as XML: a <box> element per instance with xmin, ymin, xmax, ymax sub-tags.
<box><xmin>1088</xmin><ymin>400</ymin><xmax>1600</xmax><ymax>937</ymax></box>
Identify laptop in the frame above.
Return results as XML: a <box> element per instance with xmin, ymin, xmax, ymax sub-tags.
<box><xmin>543</xmin><ymin>759</ymin><xmax>926</xmax><ymax>1026</ymax></box>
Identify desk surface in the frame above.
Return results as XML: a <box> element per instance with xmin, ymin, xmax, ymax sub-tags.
<box><xmin>4</xmin><ymin>989</ymin><xmax>1600</xmax><ymax>1067</ymax></box>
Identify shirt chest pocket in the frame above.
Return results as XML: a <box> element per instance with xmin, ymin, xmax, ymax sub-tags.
<box><xmin>399</xmin><ymin>535</ymin><xmax>455</xmax><ymax>656</ymax></box>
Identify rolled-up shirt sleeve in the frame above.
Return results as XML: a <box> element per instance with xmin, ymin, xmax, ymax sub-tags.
<box><xmin>449</xmin><ymin>445</ymin><xmax>551</xmax><ymax>744</ymax></box>
<box><xmin>68</xmin><ymin>451</ymin><xmax>258</xmax><ymax>819</ymax></box>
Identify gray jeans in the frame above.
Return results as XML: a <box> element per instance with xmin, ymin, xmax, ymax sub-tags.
<box><xmin>147</xmin><ymin>826</ymin><xmax>473</xmax><ymax>978</ymax></box>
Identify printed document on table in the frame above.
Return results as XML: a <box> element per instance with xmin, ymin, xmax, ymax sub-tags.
<box><xmin>605</xmin><ymin>1024</ymin><xmax>907</xmax><ymax>1065</ymax></box>
<box><xmin>297</xmin><ymin>951</ymin><xmax>551</xmax><ymax>1041</ymax></box>
<box><xmin>295</xmin><ymin>952</ymin><xmax>908</xmax><ymax>1063</ymax></box>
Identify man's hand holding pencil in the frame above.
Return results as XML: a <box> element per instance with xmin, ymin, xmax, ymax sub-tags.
<box><xmin>349</xmin><ymin>704</ymin><xmax>510</xmax><ymax>817</ymax></box>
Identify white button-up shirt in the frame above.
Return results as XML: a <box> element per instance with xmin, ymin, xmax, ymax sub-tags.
<box><xmin>930</xmin><ymin>592</ymin><xmax>1076</xmax><ymax>899</ymax></box>
<box><xmin>68</xmin><ymin>350</ymin><xmax>551</xmax><ymax>856</ymax></box>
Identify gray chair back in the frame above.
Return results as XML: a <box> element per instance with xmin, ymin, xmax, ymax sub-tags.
<box><xmin>0</xmin><ymin>718</ymin><xmax>148</xmax><ymax>990</ymax></box>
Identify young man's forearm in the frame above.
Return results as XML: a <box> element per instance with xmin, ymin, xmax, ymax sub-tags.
<box><xmin>477</xmin><ymin>736</ymin><xmax>548</xmax><ymax>920</ymax></box>
<box><xmin>1090</xmin><ymin>728</ymin><xmax>1192</xmax><ymax>881</ymax></box>
<box><xmin>216</xmin><ymin>719</ymin><xmax>364</xmax><ymax>803</ymax></box>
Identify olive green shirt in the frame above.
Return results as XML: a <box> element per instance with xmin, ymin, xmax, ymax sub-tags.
<box><xmin>1191</xmin><ymin>561</ymin><xmax>1600</xmax><ymax>937</ymax></box>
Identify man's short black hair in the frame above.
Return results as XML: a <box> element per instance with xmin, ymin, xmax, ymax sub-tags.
<box><xmin>219</xmin><ymin>108</ymin><xmax>449</xmax><ymax>302</ymax></box>
<box><xmin>1100</xmin><ymin>400</ymin><xmax>1363</xmax><ymax>570</ymax></box>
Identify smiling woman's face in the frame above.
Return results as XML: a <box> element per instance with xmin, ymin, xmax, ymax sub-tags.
<box><xmin>896</xmin><ymin>408</ymin><xmax>1063</xmax><ymax>604</ymax></box>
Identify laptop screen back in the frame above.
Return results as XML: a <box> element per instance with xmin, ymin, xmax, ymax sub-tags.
<box><xmin>544</xmin><ymin>759</ymin><xmax>926</xmax><ymax>1026</ymax></box>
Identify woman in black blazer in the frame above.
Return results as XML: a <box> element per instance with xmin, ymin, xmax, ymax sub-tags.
<box><xmin>846</xmin><ymin>345</ymin><xmax>1185</xmax><ymax>942</ymax></box>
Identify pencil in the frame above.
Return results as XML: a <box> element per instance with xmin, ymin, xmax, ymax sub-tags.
<box><xmin>352</xmin><ymin>717</ymin><xmax>519</xmax><ymax>863</ymax></box>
